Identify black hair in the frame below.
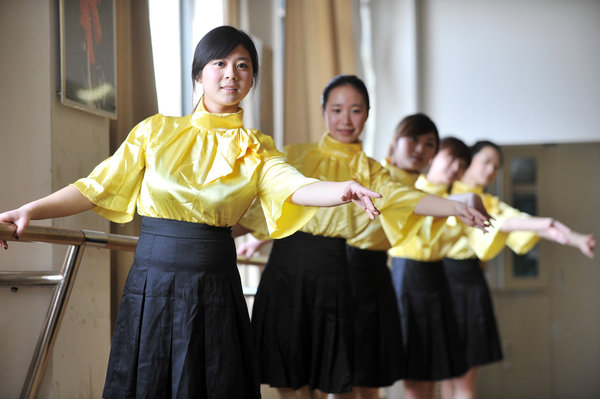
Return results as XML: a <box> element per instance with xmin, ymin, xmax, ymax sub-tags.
<box><xmin>321</xmin><ymin>74</ymin><xmax>370</xmax><ymax>112</ymax></box>
<box><xmin>471</xmin><ymin>140</ymin><xmax>503</xmax><ymax>165</ymax></box>
<box><xmin>439</xmin><ymin>136</ymin><xmax>471</xmax><ymax>167</ymax></box>
<box><xmin>191</xmin><ymin>25</ymin><xmax>259</xmax><ymax>88</ymax></box>
<box><xmin>388</xmin><ymin>113</ymin><xmax>440</xmax><ymax>158</ymax></box>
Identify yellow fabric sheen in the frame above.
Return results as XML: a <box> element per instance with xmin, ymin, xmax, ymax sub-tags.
<box><xmin>386</xmin><ymin>171</ymin><xmax>458</xmax><ymax>260</ymax></box>
<box><xmin>72</xmin><ymin>100</ymin><xmax>318</xmax><ymax>239</ymax></box>
<box><xmin>240</xmin><ymin>133</ymin><xmax>427</xmax><ymax>241</ymax></box>
<box><xmin>446</xmin><ymin>181</ymin><xmax>540</xmax><ymax>261</ymax></box>
<box><xmin>346</xmin><ymin>159</ymin><xmax>419</xmax><ymax>250</ymax></box>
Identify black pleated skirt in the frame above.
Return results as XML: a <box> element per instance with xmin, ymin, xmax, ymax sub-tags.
<box><xmin>443</xmin><ymin>257</ymin><xmax>503</xmax><ymax>368</ymax></box>
<box><xmin>251</xmin><ymin>231</ymin><xmax>353</xmax><ymax>394</ymax></box>
<box><xmin>391</xmin><ymin>258</ymin><xmax>468</xmax><ymax>381</ymax></box>
<box><xmin>102</xmin><ymin>217</ymin><xmax>260</xmax><ymax>399</ymax></box>
<box><xmin>346</xmin><ymin>245</ymin><xmax>405</xmax><ymax>387</ymax></box>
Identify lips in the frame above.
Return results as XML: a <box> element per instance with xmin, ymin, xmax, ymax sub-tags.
<box><xmin>337</xmin><ymin>129</ymin><xmax>354</xmax><ymax>135</ymax></box>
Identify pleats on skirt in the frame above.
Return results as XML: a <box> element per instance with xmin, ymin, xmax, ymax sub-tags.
<box><xmin>391</xmin><ymin>258</ymin><xmax>468</xmax><ymax>381</ymax></box>
<box><xmin>102</xmin><ymin>217</ymin><xmax>260</xmax><ymax>399</ymax></box>
<box><xmin>251</xmin><ymin>231</ymin><xmax>353</xmax><ymax>394</ymax></box>
<box><xmin>346</xmin><ymin>245</ymin><xmax>405</xmax><ymax>388</ymax></box>
<box><xmin>443</xmin><ymin>257</ymin><xmax>503</xmax><ymax>367</ymax></box>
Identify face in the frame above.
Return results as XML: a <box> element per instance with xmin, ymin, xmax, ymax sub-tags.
<box><xmin>197</xmin><ymin>44</ymin><xmax>254</xmax><ymax>113</ymax></box>
<box><xmin>323</xmin><ymin>85</ymin><xmax>368</xmax><ymax>144</ymax></box>
<box><xmin>465</xmin><ymin>146</ymin><xmax>502</xmax><ymax>186</ymax></box>
<box><xmin>426</xmin><ymin>148</ymin><xmax>468</xmax><ymax>185</ymax></box>
<box><xmin>389</xmin><ymin>133</ymin><xmax>437</xmax><ymax>172</ymax></box>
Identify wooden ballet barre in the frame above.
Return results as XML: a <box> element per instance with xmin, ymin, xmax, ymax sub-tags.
<box><xmin>0</xmin><ymin>222</ymin><xmax>138</xmax><ymax>251</ymax></box>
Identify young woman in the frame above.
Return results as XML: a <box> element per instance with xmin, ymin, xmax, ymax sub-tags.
<box><xmin>441</xmin><ymin>140</ymin><xmax>596</xmax><ymax>399</ymax></box>
<box><xmin>337</xmin><ymin>115</ymin><xmax>440</xmax><ymax>399</ymax></box>
<box><xmin>384</xmin><ymin>124</ymin><xmax>475</xmax><ymax>399</ymax></box>
<box><xmin>238</xmin><ymin>75</ymin><xmax>491</xmax><ymax>399</ymax></box>
<box><xmin>0</xmin><ymin>27</ymin><xmax>384</xmax><ymax>399</ymax></box>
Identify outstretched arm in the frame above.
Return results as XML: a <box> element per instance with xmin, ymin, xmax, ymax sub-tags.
<box><xmin>414</xmin><ymin>193</ymin><xmax>492</xmax><ymax>232</ymax></box>
<box><xmin>501</xmin><ymin>216</ymin><xmax>595</xmax><ymax>259</ymax></box>
<box><xmin>0</xmin><ymin>185</ymin><xmax>94</xmax><ymax>248</ymax></box>
<box><xmin>291</xmin><ymin>181</ymin><xmax>382</xmax><ymax>220</ymax></box>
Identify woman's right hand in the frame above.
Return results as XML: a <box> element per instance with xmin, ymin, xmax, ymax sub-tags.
<box><xmin>453</xmin><ymin>201</ymin><xmax>493</xmax><ymax>232</ymax></box>
<box><xmin>1</xmin><ymin>186</ymin><xmax>95</xmax><ymax>249</ymax></box>
<box><xmin>237</xmin><ymin>237</ymin><xmax>271</xmax><ymax>257</ymax></box>
<box><xmin>0</xmin><ymin>205</ymin><xmax>33</xmax><ymax>249</ymax></box>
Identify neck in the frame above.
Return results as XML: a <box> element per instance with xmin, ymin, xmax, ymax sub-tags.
<box><xmin>460</xmin><ymin>171</ymin><xmax>482</xmax><ymax>188</ymax></box>
<box><xmin>202</xmin><ymin>97</ymin><xmax>239</xmax><ymax>114</ymax></box>
<box><xmin>425</xmin><ymin>172</ymin><xmax>449</xmax><ymax>186</ymax></box>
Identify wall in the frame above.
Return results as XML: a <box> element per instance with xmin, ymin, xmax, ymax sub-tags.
<box><xmin>477</xmin><ymin>142</ymin><xmax>600</xmax><ymax>398</ymax></box>
<box><xmin>0</xmin><ymin>0</ymin><xmax>111</xmax><ymax>397</ymax></box>
<box><xmin>370</xmin><ymin>0</ymin><xmax>600</xmax><ymax>161</ymax></box>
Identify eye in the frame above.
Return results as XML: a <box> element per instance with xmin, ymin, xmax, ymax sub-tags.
<box><xmin>237</xmin><ymin>62</ymin><xmax>249</xmax><ymax>69</ymax></box>
<box><xmin>213</xmin><ymin>61</ymin><xmax>225</xmax><ymax>67</ymax></box>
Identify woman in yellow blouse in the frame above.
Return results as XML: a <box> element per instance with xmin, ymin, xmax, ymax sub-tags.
<box><xmin>238</xmin><ymin>75</ymin><xmax>491</xmax><ymax>399</ymax></box>
<box><xmin>384</xmin><ymin>126</ymin><xmax>474</xmax><ymax>399</ymax></box>
<box><xmin>0</xmin><ymin>27</ymin><xmax>385</xmax><ymax>399</ymax></box>
<box><xmin>441</xmin><ymin>140</ymin><xmax>596</xmax><ymax>399</ymax></box>
<box><xmin>339</xmin><ymin>114</ymin><xmax>439</xmax><ymax>399</ymax></box>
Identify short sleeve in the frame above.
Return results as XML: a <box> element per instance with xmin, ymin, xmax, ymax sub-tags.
<box><xmin>467</xmin><ymin>198</ymin><xmax>539</xmax><ymax>261</ymax></box>
<box><xmin>238</xmin><ymin>199</ymin><xmax>271</xmax><ymax>240</ymax></box>
<box><xmin>256</xmin><ymin>156</ymin><xmax>319</xmax><ymax>239</ymax></box>
<box><xmin>71</xmin><ymin>115</ymin><xmax>154</xmax><ymax>223</ymax></box>
<box><xmin>374</xmin><ymin>169</ymin><xmax>429</xmax><ymax>248</ymax></box>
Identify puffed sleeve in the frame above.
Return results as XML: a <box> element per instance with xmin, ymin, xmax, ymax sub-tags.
<box><xmin>71</xmin><ymin>115</ymin><xmax>155</xmax><ymax>223</ymax></box>
<box><xmin>372</xmin><ymin>167</ymin><xmax>430</xmax><ymax>248</ymax></box>
<box><xmin>467</xmin><ymin>197</ymin><xmax>539</xmax><ymax>261</ymax></box>
<box><xmin>255</xmin><ymin>156</ymin><xmax>319</xmax><ymax>239</ymax></box>
<box><xmin>238</xmin><ymin>198</ymin><xmax>271</xmax><ymax>240</ymax></box>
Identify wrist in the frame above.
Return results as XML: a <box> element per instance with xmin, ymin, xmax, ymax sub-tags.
<box><xmin>19</xmin><ymin>204</ymin><xmax>34</xmax><ymax>220</ymax></box>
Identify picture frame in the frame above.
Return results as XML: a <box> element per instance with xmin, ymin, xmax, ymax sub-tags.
<box><xmin>59</xmin><ymin>0</ymin><xmax>117</xmax><ymax>119</ymax></box>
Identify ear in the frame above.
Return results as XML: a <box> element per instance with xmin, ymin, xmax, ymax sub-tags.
<box><xmin>195</xmin><ymin>74</ymin><xmax>202</xmax><ymax>84</ymax></box>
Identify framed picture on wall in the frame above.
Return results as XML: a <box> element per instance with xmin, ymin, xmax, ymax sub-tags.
<box><xmin>59</xmin><ymin>0</ymin><xmax>117</xmax><ymax>119</ymax></box>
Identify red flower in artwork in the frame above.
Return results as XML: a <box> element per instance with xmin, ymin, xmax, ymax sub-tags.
<box><xmin>79</xmin><ymin>0</ymin><xmax>102</xmax><ymax>65</ymax></box>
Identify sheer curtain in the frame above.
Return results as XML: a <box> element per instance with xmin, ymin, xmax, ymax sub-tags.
<box><xmin>284</xmin><ymin>0</ymin><xmax>358</xmax><ymax>145</ymax></box>
<box><xmin>109</xmin><ymin>0</ymin><xmax>158</xmax><ymax>328</ymax></box>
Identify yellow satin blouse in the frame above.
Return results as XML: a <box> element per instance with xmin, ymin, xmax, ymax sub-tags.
<box><xmin>385</xmin><ymin>170</ymin><xmax>458</xmax><ymax>260</ymax></box>
<box><xmin>346</xmin><ymin>159</ymin><xmax>419</xmax><ymax>251</ymax></box>
<box><xmin>72</xmin><ymin>100</ymin><xmax>318</xmax><ymax>239</ymax></box>
<box><xmin>446</xmin><ymin>180</ymin><xmax>539</xmax><ymax>261</ymax></box>
<box><xmin>240</xmin><ymin>133</ymin><xmax>426</xmax><ymax>241</ymax></box>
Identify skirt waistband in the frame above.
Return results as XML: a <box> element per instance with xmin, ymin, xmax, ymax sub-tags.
<box><xmin>444</xmin><ymin>257</ymin><xmax>481</xmax><ymax>272</ymax></box>
<box><xmin>140</xmin><ymin>216</ymin><xmax>232</xmax><ymax>239</ymax></box>
<box><xmin>284</xmin><ymin>230</ymin><xmax>346</xmax><ymax>251</ymax></box>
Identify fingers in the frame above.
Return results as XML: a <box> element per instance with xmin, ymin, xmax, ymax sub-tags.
<box><xmin>552</xmin><ymin>220</ymin><xmax>572</xmax><ymax>235</ymax></box>
<box><xmin>1</xmin><ymin>240</ymin><xmax>7</xmax><ymax>250</ymax></box>
<box><xmin>340</xmin><ymin>182</ymin><xmax>382</xmax><ymax>203</ymax></box>
<box><xmin>584</xmin><ymin>234</ymin><xmax>596</xmax><ymax>259</ymax></box>
<box><xmin>465</xmin><ymin>207</ymin><xmax>493</xmax><ymax>233</ymax></box>
<box><xmin>548</xmin><ymin>226</ymin><xmax>569</xmax><ymax>245</ymax></box>
<box><xmin>361</xmin><ymin>196</ymin><xmax>381</xmax><ymax>220</ymax></box>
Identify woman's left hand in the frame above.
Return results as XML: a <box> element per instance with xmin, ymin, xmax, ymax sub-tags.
<box><xmin>340</xmin><ymin>181</ymin><xmax>382</xmax><ymax>220</ymax></box>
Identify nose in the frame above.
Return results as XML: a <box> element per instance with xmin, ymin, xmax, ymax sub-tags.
<box><xmin>449</xmin><ymin>160</ymin><xmax>460</xmax><ymax>174</ymax></box>
<box><xmin>225</xmin><ymin>64</ymin><xmax>238</xmax><ymax>80</ymax></box>
<box><xmin>341</xmin><ymin>110</ymin><xmax>351</xmax><ymax>123</ymax></box>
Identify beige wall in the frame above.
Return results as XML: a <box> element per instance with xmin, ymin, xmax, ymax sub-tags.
<box><xmin>0</xmin><ymin>0</ymin><xmax>111</xmax><ymax>397</ymax></box>
<box><xmin>477</xmin><ymin>143</ymin><xmax>600</xmax><ymax>399</ymax></box>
